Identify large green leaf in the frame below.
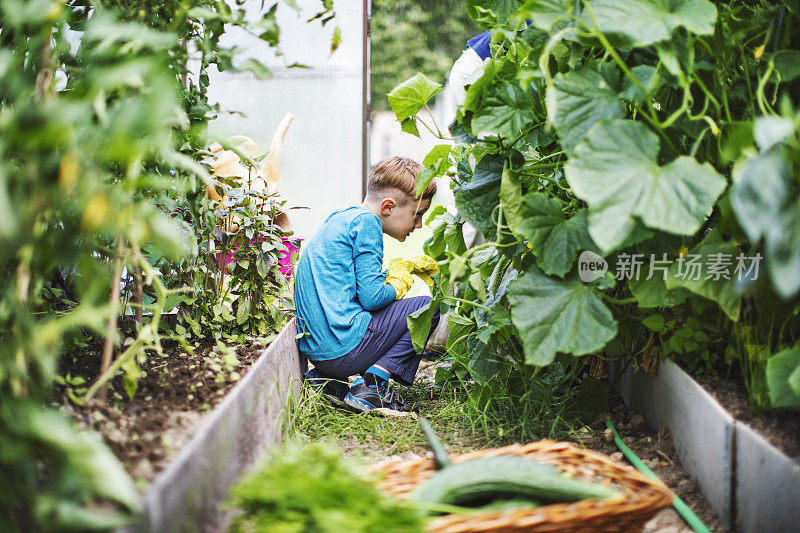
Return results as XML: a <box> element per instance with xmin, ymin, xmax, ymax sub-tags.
<box><xmin>454</xmin><ymin>154</ymin><xmax>504</xmax><ymax>237</ymax></box>
<box><xmin>767</xmin><ymin>202</ymin><xmax>800</xmax><ymax>299</ymax></box>
<box><xmin>565</xmin><ymin>119</ymin><xmax>726</xmax><ymax>253</ymax></box>
<box><xmin>753</xmin><ymin>116</ymin><xmax>795</xmax><ymax>151</ymax></box>
<box><xmin>731</xmin><ymin>150</ymin><xmax>791</xmax><ymax>243</ymax></box>
<box><xmin>471</xmin><ymin>82</ymin><xmax>534</xmax><ymax>139</ymax></box>
<box><xmin>517</xmin><ymin>195</ymin><xmax>596</xmax><ymax>277</ymax></box>
<box><xmin>732</xmin><ymin>149</ymin><xmax>800</xmax><ymax>298</ymax></box>
<box><xmin>665</xmin><ymin>231</ymin><xmax>741</xmax><ymax>320</ymax></box>
<box><xmin>387</xmin><ymin>72</ymin><xmax>442</xmax><ymax>122</ymax></box>
<box><xmin>549</xmin><ymin>63</ymin><xmax>626</xmax><ymax>152</ymax></box>
<box><xmin>509</xmin><ymin>267</ymin><xmax>617</xmax><ymax>365</ymax></box>
<box><xmin>586</xmin><ymin>0</ymin><xmax>717</xmax><ymax>48</ymax></box>
<box><xmin>766</xmin><ymin>345</ymin><xmax>800</xmax><ymax>409</ymax></box>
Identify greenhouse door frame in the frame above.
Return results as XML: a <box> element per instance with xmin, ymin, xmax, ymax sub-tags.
<box><xmin>362</xmin><ymin>0</ymin><xmax>371</xmax><ymax>198</ymax></box>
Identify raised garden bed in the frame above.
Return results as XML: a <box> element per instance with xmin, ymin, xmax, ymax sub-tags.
<box><xmin>126</xmin><ymin>319</ymin><xmax>302</xmax><ymax>532</ymax></box>
<box><xmin>56</xmin><ymin>319</ymin><xmax>303</xmax><ymax>533</ymax></box>
<box><xmin>611</xmin><ymin>358</ymin><xmax>800</xmax><ymax>532</ymax></box>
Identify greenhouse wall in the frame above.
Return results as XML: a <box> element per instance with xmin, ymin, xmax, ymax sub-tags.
<box><xmin>206</xmin><ymin>0</ymin><xmax>368</xmax><ymax>241</ymax></box>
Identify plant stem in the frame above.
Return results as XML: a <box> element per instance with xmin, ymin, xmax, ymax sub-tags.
<box><xmin>98</xmin><ymin>238</ymin><xmax>125</xmax><ymax>402</ymax></box>
<box><xmin>602</xmin><ymin>294</ymin><xmax>636</xmax><ymax>305</ymax></box>
<box><xmin>444</xmin><ymin>296</ymin><xmax>492</xmax><ymax>312</ymax></box>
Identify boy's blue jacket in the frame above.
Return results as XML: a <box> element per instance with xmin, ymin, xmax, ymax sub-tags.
<box><xmin>294</xmin><ymin>206</ymin><xmax>396</xmax><ymax>360</ymax></box>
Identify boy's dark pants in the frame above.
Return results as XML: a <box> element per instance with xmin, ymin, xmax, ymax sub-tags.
<box><xmin>311</xmin><ymin>296</ymin><xmax>440</xmax><ymax>385</ymax></box>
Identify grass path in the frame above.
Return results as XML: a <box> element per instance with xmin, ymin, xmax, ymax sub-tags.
<box><xmin>287</xmin><ymin>362</ymin><xmax>499</xmax><ymax>465</ymax></box>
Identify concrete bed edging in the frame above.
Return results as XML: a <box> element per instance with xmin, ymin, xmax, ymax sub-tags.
<box><xmin>611</xmin><ymin>358</ymin><xmax>800</xmax><ymax>532</ymax></box>
<box><xmin>122</xmin><ymin>318</ymin><xmax>303</xmax><ymax>533</ymax></box>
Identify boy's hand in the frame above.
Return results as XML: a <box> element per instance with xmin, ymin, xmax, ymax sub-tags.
<box><xmin>386</xmin><ymin>258</ymin><xmax>414</xmax><ymax>299</ymax></box>
<box><xmin>405</xmin><ymin>255</ymin><xmax>439</xmax><ymax>286</ymax></box>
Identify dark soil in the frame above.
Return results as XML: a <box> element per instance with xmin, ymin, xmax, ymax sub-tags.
<box><xmin>690</xmin><ymin>372</ymin><xmax>800</xmax><ymax>460</ymax></box>
<box><xmin>571</xmin><ymin>393</ymin><xmax>727</xmax><ymax>532</ymax></box>
<box><xmin>53</xmin><ymin>338</ymin><xmax>269</xmax><ymax>482</ymax></box>
<box><xmin>407</xmin><ymin>364</ymin><xmax>726</xmax><ymax>532</ymax></box>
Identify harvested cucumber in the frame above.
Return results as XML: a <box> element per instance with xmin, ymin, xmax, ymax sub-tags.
<box><xmin>413</xmin><ymin>418</ymin><xmax>620</xmax><ymax>514</ymax></box>
<box><xmin>411</xmin><ymin>455</ymin><xmax>618</xmax><ymax>510</ymax></box>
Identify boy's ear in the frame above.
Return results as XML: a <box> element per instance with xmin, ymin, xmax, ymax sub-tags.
<box><xmin>380</xmin><ymin>197</ymin><xmax>395</xmax><ymax>216</ymax></box>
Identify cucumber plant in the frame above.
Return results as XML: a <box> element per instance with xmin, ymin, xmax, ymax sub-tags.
<box><xmin>392</xmin><ymin>0</ymin><xmax>800</xmax><ymax>413</ymax></box>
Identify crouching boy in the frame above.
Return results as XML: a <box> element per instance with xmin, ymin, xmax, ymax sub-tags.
<box><xmin>294</xmin><ymin>156</ymin><xmax>440</xmax><ymax>412</ymax></box>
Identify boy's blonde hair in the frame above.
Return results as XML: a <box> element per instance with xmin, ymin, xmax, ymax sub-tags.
<box><xmin>367</xmin><ymin>156</ymin><xmax>436</xmax><ymax>203</ymax></box>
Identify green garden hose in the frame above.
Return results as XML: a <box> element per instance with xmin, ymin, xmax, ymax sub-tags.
<box><xmin>605</xmin><ymin>421</ymin><xmax>712</xmax><ymax>533</ymax></box>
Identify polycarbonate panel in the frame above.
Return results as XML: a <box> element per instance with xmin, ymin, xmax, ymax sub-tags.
<box><xmin>205</xmin><ymin>0</ymin><xmax>366</xmax><ymax>241</ymax></box>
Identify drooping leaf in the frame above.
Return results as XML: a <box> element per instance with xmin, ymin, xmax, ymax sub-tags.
<box><xmin>731</xmin><ymin>149</ymin><xmax>800</xmax><ymax>298</ymax></box>
<box><xmin>753</xmin><ymin>116</ymin><xmax>795</xmax><ymax>152</ymax></box>
<box><xmin>565</xmin><ymin>119</ymin><xmax>727</xmax><ymax>253</ymax></box>
<box><xmin>767</xmin><ymin>201</ymin><xmax>800</xmax><ymax>299</ymax></box>
<box><xmin>454</xmin><ymin>154</ymin><xmax>504</xmax><ymax>237</ymax></box>
<box><xmin>400</xmin><ymin>117</ymin><xmax>420</xmax><ymax>137</ymax></box>
<box><xmin>330</xmin><ymin>26</ymin><xmax>342</xmax><ymax>56</ymax></box>
<box><xmin>517</xmin><ymin>195</ymin><xmax>597</xmax><ymax>277</ymax></box>
<box><xmin>239</xmin><ymin>58</ymin><xmax>272</xmax><ymax>80</ymax></box>
<box><xmin>387</xmin><ymin>73</ymin><xmax>442</xmax><ymax>122</ymax></box>
<box><xmin>408</xmin><ymin>295</ymin><xmax>442</xmax><ymax>353</ymax></box>
<box><xmin>665</xmin><ymin>231</ymin><xmax>742</xmax><ymax>320</ymax></box>
<box><xmin>471</xmin><ymin>81</ymin><xmax>534</xmax><ymax>139</ymax></box>
<box><xmin>509</xmin><ymin>267</ymin><xmax>617</xmax><ymax>365</ymax></box>
<box><xmin>731</xmin><ymin>150</ymin><xmax>791</xmax><ymax>243</ymax></box>
<box><xmin>446</xmin><ymin>313</ymin><xmax>475</xmax><ymax>355</ymax></box>
<box><xmin>467</xmin><ymin>337</ymin><xmax>504</xmax><ymax>385</ymax></box>
<box><xmin>476</xmin><ymin>307</ymin><xmax>512</xmax><ymax>343</ymax></box>
<box><xmin>586</xmin><ymin>0</ymin><xmax>717</xmax><ymax>48</ymax></box>
<box><xmin>418</xmin><ymin>144</ymin><xmax>452</xmax><ymax>196</ymax></box>
<box><xmin>549</xmin><ymin>62</ymin><xmax>626</xmax><ymax>152</ymax></box>
<box><xmin>499</xmin><ymin>161</ymin><xmax>523</xmax><ymax>233</ymax></box>
<box><xmin>766</xmin><ymin>345</ymin><xmax>800</xmax><ymax>409</ymax></box>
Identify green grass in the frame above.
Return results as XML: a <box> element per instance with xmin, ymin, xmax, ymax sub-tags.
<box><xmin>286</xmin><ymin>359</ymin><xmax>587</xmax><ymax>465</ymax></box>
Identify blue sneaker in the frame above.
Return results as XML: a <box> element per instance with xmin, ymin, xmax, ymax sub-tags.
<box><xmin>344</xmin><ymin>380</ymin><xmax>414</xmax><ymax>412</ymax></box>
<box><xmin>303</xmin><ymin>369</ymin><xmax>349</xmax><ymax>407</ymax></box>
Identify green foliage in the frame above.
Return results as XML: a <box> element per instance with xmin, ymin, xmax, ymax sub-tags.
<box><xmin>387</xmin><ymin>72</ymin><xmax>443</xmax><ymax>136</ymax></box>
<box><xmin>227</xmin><ymin>443</ymin><xmax>424</xmax><ymax>533</ymax></box>
<box><xmin>371</xmin><ymin>0</ymin><xmax>480</xmax><ymax>111</ymax></box>
<box><xmin>0</xmin><ymin>0</ymin><xmax>315</xmax><ymax>529</ymax></box>
<box><xmin>390</xmin><ymin>0</ymin><xmax>800</xmax><ymax>414</ymax></box>
<box><xmin>766</xmin><ymin>345</ymin><xmax>800</xmax><ymax>409</ymax></box>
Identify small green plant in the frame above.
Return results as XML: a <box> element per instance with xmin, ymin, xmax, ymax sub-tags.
<box><xmin>227</xmin><ymin>443</ymin><xmax>424</xmax><ymax>533</ymax></box>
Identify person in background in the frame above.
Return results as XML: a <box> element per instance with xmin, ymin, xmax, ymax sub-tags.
<box><xmin>294</xmin><ymin>156</ymin><xmax>440</xmax><ymax>412</ymax></box>
<box><xmin>447</xmin><ymin>30</ymin><xmax>492</xmax><ymax>120</ymax></box>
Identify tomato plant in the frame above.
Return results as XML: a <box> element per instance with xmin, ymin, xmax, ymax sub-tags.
<box><xmin>0</xmin><ymin>1</ymin><xmax>335</xmax><ymax>529</ymax></box>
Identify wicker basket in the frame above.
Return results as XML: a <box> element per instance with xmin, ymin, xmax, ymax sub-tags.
<box><xmin>368</xmin><ymin>440</ymin><xmax>674</xmax><ymax>533</ymax></box>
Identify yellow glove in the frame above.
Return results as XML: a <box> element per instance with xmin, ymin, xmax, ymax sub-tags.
<box><xmin>386</xmin><ymin>258</ymin><xmax>414</xmax><ymax>300</ymax></box>
<box><xmin>405</xmin><ymin>254</ymin><xmax>439</xmax><ymax>286</ymax></box>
